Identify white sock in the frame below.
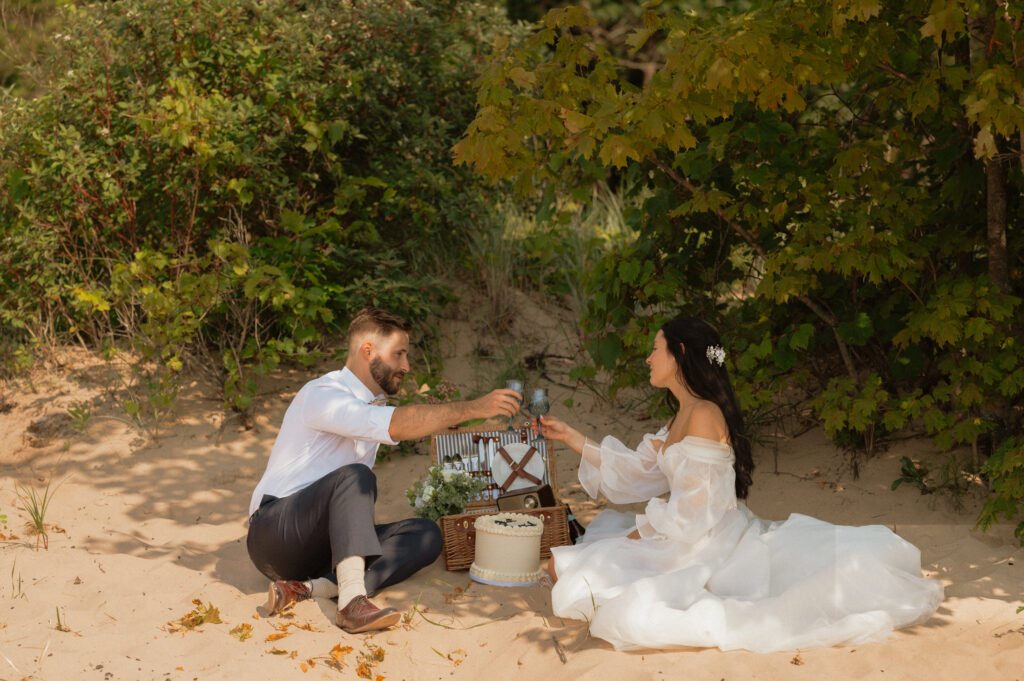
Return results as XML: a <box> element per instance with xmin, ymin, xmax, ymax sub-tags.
<box><xmin>308</xmin><ymin>577</ymin><xmax>335</xmax><ymax>599</ymax></box>
<box><xmin>335</xmin><ymin>555</ymin><xmax>366</xmax><ymax>608</ymax></box>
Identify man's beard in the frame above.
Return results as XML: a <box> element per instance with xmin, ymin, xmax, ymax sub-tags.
<box><xmin>369</xmin><ymin>356</ymin><xmax>404</xmax><ymax>395</ymax></box>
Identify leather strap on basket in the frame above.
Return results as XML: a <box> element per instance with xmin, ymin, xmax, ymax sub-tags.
<box><xmin>496</xmin><ymin>445</ymin><xmax>542</xmax><ymax>492</ymax></box>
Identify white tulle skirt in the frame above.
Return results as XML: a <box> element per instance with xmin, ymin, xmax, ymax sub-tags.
<box><xmin>550</xmin><ymin>504</ymin><xmax>944</xmax><ymax>652</ymax></box>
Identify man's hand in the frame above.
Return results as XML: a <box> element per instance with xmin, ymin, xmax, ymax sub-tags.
<box><xmin>470</xmin><ymin>388</ymin><xmax>521</xmax><ymax>421</ymax></box>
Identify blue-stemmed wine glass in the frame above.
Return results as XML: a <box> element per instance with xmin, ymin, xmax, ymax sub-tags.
<box><xmin>504</xmin><ymin>379</ymin><xmax>524</xmax><ymax>431</ymax></box>
<box><xmin>528</xmin><ymin>388</ymin><xmax>550</xmax><ymax>438</ymax></box>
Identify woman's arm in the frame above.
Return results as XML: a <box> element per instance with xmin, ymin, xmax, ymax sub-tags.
<box><xmin>537</xmin><ymin>415</ymin><xmax>603</xmax><ymax>467</ymax></box>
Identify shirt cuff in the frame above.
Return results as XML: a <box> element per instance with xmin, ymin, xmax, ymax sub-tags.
<box><xmin>371</xmin><ymin>405</ymin><xmax>399</xmax><ymax>446</ymax></box>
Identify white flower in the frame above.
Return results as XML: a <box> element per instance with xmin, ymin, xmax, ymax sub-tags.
<box><xmin>441</xmin><ymin>469</ymin><xmax>454</xmax><ymax>482</ymax></box>
<box><xmin>706</xmin><ymin>344</ymin><xmax>726</xmax><ymax>366</ymax></box>
<box><xmin>422</xmin><ymin>484</ymin><xmax>434</xmax><ymax>502</ymax></box>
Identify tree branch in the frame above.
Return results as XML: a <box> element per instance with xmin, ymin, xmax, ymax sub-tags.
<box><xmin>648</xmin><ymin>155</ymin><xmax>860</xmax><ymax>384</ymax></box>
<box><xmin>875</xmin><ymin>60</ymin><xmax>913</xmax><ymax>83</ymax></box>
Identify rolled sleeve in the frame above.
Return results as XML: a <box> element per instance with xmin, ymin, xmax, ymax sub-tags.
<box><xmin>301</xmin><ymin>385</ymin><xmax>399</xmax><ymax>445</ymax></box>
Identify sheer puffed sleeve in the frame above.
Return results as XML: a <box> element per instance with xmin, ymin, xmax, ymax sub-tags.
<box><xmin>578</xmin><ymin>430</ymin><xmax>670</xmax><ymax>503</ymax></box>
<box><xmin>635</xmin><ymin>437</ymin><xmax>737</xmax><ymax>543</ymax></box>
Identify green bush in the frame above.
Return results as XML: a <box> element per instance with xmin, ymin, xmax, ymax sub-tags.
<box><xmin>456</xmin><ymin>1</ymin><xmax>1024</xmax><ymax>540</ymax></box>
<box><xmin>977</xmin><ymin>437</ymin><xmax>1024</xmax><ymax>543</ymax></box>
<box><xmin>0</xmin><ymin>0</ymin><xmax>514</xmax><ymax>414</ymax></box>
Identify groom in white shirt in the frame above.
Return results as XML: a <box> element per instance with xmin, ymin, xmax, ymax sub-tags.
<box><xmin>247</xmin><ymin>307</ymin><xmax>520</xmax><ymax>633</ymax></box>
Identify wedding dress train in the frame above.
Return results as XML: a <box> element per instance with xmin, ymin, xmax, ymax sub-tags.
<box><xmin>549</xmin><ymin>430</ymin><xmax>944</xmax><ymax>652</ymax></box>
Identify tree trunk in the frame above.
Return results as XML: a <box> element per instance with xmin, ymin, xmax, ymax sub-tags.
<box><xmin>970</xmin><ymin>4</ymin><xmax>1010</xmax><ymax>295</ymax></box>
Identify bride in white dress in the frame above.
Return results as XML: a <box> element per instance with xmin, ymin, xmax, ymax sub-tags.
<box><xmin>538</xmin><ymin>315</ymin><xmax>944</xmax><ymax>653</ymax></box>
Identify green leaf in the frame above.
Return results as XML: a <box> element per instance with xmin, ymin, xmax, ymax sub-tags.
<box><xmin>598</xmin><ymin>135</ymin><xmax>641</xmax><ymax>169</ymax></box>
<box><xmin>591</xmin><ymin>334</ymin><xmax>624</xmax><ymax>370</ymax></box>
<box><xmin>838</xmin><ymin>313</ymin><xmax>874</xmax><ymax>346</ymax></box>
<box><xmin>790</xmin><ymin>323</ymin><xmax>815</xmax><ymax>350</ymax></box>
<box><xmin>920</xmin><ymin>1</ymin><xmax>965</xmax><ymax>45</ymax></box>
<box><xmin>618</xmin><ymin>259</ymin><xmax>641</xmax><ymax>285</ymax></box>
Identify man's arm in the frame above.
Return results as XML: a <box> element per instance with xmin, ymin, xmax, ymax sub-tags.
<box><xmin>387</xmin><ymin>388</ymin><xmax>521</xmax><ymax>441</ymax></box>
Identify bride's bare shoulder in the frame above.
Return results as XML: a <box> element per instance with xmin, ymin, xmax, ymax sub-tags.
<box><xmin>684</xmin><ymin>400</ymin><xmax>728</xmax><ymax>443</ymax></box>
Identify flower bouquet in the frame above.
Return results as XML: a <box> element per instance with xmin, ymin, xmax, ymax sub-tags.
<box><xmin>406</xmin><ymin>465</ymin><xmax>488</xmax><ymax>522</ymax></box>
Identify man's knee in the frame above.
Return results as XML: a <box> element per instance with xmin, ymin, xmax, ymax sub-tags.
<box><xmin>414</xmin><ymin>518</ymin><xmax>443</xmax><ymax>560</ymax></box>
<box><xmin>331</xmin><ymin>463</ymin><xmax>377</xmax><ymax>495</ymax></box>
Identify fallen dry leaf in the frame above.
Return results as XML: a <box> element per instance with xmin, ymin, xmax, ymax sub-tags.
<box><xmin>353</xmin><ymin>643</ymin><xmax>386</xmax><ymax>679</ymax></box>
<box><xmin>266</xmin><ymin>632</ymin><xmax>291</xmax><ymax>642</ymax></box>
<box><xmin>328</xmin><ymin>644</ymin><xmax>353</xmax><ymax>668</ymax></box>
<box><xmin>167</xmin><ymin>599</ymin><xmax>222</xmax><ymax>632</ymax></box>
<box><xmin>230</xmin><ymin>623</ymin><xmax>253</xmax><ymax>642</ymax></box>
<box><xmin>791</xmin><ymin>653</ymin><xmax>805</xmax><ymax>666</ymax></box>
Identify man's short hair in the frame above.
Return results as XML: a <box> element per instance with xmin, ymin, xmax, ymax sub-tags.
<box><xmin>347</xmin><ymin>307</ymin><xmax>412</xmax><ymax>344</ymax></box>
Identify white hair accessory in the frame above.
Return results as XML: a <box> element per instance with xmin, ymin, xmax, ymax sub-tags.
<box><xmin>706</xmin><ymin>345</ymin><xmax>726</xmax><ymax>366</ymax></box>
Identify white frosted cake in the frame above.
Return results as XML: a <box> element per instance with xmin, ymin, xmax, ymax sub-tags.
<box><xmin>469</xmin><ymin>512</ymin><xmax>545</xmax><ymax>587</ymax></box>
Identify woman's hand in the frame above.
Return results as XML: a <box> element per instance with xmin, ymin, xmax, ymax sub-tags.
<box><xmin>535</xmin><ymin>415</ymin><xmax>587</xmax><ymax>455</ymax></box>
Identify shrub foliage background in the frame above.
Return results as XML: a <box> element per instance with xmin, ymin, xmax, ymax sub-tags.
<box><xmin>455</xmin><ymin>0</ymin><xmax>1024</xmax><ymax>541</ymax></box>
<box><xmin>1</xmin><ymin>0</ymin><xmax>1022</xmax><ymax>543</ymax></box>
<box><xmin>0</xmin><ymin>0</ymin><xmax>513</xmax><ymax>412</ymax></box>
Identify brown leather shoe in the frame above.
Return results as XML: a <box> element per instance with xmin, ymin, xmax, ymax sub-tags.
<box><xmin>266</xmin><ymin>580</ymin><xmax>312</xmax><ymax>615</ymax></box>
<box><xmin>335</xmin><ymin>595</ymin><xmax>401</xmax><ymax>634</ymax></box>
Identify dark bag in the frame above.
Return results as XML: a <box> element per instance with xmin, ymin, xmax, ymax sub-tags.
<box><xmin>565</xmin><ymin>504</ymin><xmax>586</xmax><ymax>544</ymax></box>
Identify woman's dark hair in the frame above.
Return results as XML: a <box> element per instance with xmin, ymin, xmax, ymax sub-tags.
<box><xmin>660</xmin><ymin>315</ymin><xmax>754</xmax><ymax>499</ymax></box>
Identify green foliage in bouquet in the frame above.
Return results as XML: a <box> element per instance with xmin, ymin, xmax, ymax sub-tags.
<box><xmin>406</xmin><ymin>466</ymin><xmax>488</xmax><ymax>522</ymax></box>
<box><xmin>0</xmin><ymin>0</ymin><xmax>515</xmax><ymax>421</ymax></box>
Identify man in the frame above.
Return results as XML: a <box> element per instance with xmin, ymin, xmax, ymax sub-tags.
<box><xmin>247</xmin><ymin>307</ymin><xmax>519</xmax><ymax>633</ymax></box>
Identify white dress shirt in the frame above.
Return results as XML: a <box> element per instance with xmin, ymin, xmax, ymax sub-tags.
<box><xmin>248</xmin><ymin>367</ymin><xmax>398</xmax><ymax>516</ymax></box>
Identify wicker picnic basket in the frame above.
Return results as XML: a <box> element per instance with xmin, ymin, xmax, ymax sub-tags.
<box><xmin>438</xmin><ymin>505</ymin><xmax>569</xmax><ymax>571</ymax></box>
<box><xmin>429</xmin><ymin>425</ymin><xmax>571</xmax><ymax>571</ymax></box>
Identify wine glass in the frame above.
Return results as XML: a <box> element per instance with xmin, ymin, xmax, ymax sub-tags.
<box><xmin>504</xmin><ymin>379</ymin><xmax>524</xmax><ymax>431</ymax></box>
<box><xmin>528</xmin><ymin>388</ymin><xmax>550</xmax><ymax>438</ymax></box>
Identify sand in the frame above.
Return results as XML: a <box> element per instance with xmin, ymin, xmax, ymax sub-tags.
<box><xmin>1</xmin><ymin>292</ymin><xmax>1022</xmax><ymax>681</ymax></box>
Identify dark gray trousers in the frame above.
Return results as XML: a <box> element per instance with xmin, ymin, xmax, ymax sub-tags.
<box><xmin>246</xmin><ymin>463</ymin><xmax>442</xmax><ymax>595</ymax></box>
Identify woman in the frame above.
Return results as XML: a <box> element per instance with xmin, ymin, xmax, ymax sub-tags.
<box><xmin>538</xmin><ymin>315</ymin><xmax>943</xmax><ymax>653</ymax></box>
